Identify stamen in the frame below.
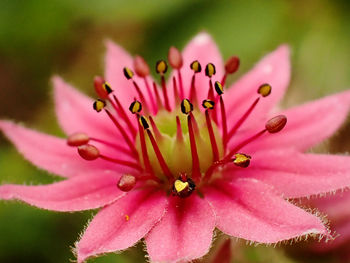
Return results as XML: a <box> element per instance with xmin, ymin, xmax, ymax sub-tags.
<box><xmin>89</xmin><ymin>137</ymin><xmax>133</xmax><ymax>157</ymax></box>
<box><xmin>232</xmin><ymin>153</ymin><xmax>251</xmax><ymax>168</ymax></box>
<box><xmin>99</xmin><ymin>154</ymin><xmax>142</xmax><ymax>171</ymax></box>
<box><xmin>225</xmin><ymin>83</ymin><xmax>272</xmax><ymax>145</ymax></box>
<box><xmin>105</xmin><ymin>109</ymin><xmax>138</xmax><ymax>157</ymax></box>
<box><xmin>123</xmin><ymin>67</ymin><xmax>150</xmax><ymax>113</ymax></box>
<box><xmin>93</xmin><ymin>99</ymin><xmax>106</xmax><ymax>113</ymax></box>
<box><xmin>214</xmin><ymin>81</ymin><xmax>224</xmax><ymax>95</ymax></box>
<box><xmin>204</xmin><ymin>152</ymin><xmax>251</xmax><ymax>179</ymax></box>
<box><xmin>172</xmin><ymin>177</ymin><xmax>195</xmax><ymax>198</ymax></box>
<box><xmin>172</xmin><ymin>76</ymin><xmax>180</xmax><ymax>105</ymax></box>
<box><xmin>225</xmin><ymin>129</ymin><xmax>266</xmax><ymax>160</ymax></box>
<box><xmin>181</xmin><ymin>99</ymin><xmax>200</xmax><ymax>179</ymax></box>
<box><xmin>134</xmin><ymin>56</ymin><xmax>157</xmax><ymax>114</ymax></box>
<box><xmin>94</xmin><ymin>76</ymin><xmax>112</xmax><ymax>99</ymax></box>
<box><xmin>176</xmin><ymin>116</ymin><xmax>184</xmax><ymax>142</ymax></box>
<box><xmin>180</xmin><ymin>98</ymin><xmax>193</xmax><ymax>114</ymax></box>
<box><xmin>202</xmin><ymin>99</ymin><xmax>219</xmax><ymax>162</ymax></box>
<box><xmin>214</xmin><ymin>81</ymin><xmax>227</xmax><ymax>150</ymax></box>
<box><xmin>112</xmin><ymin>94</ymin><xmax>137</xmax><ymax>136</ymax></box>
<box><xmin>156</xmin><ymin>60</ymin><xmax>171</xmax><ymax>111</ymax></box>
<box><xmin>133</xmin><ymin>56</ymin><xmax>150</xmax><ymax>78</ymax></box>
<box><xmin>140</xmin><ymin>115</ymin><xmax>172</xmax><ymax>179</ymax></box>
<box><xmin>152</xmin><ymin>81</ymin><xmax>163</xmax><ymax>111</ymax></box>
<box><xmin>117</xmin><ymin>174</ymin><xmax>136</xmax><ymax>192</ymax></box>
<box><xmin>67</xmin><ymin>132</ymin><xmax>89</xmax><ymax>146</ymax></box>
<box><xmin>226</xmin><ymin>115</ymin><xmax>287</xmax><ymax>160</ymax></box>
<box><xmin>123</xmin><ymin>67</ymin><xmax>134</xmax><ymax>79</ymax></box>
<box><xmin>129</xmin><ymin>100</ymin><xmax>142</xmax><ymax>114</ymax></box>
<box><xmin>78</xmin><ymin>144</ymin><xmax>99</xmax><ymax>160</ymax></box>
<box><xmin>205</xmin><ymin>63</ymin><xmax>217</xmax><ymax>123</ymax></box>
<box><xmin>205</xmin><ymin>63</ymin><xmax>216</xmax><ymax>77</ymax></box>
<box><xmin>135</xmin><ymin>114</ymin><xmax>153</xmax><ymax>175</ymax></box>
<box><xmin>222</xmin><ymin>56</ymin><xmax>240</xmax><ymax>86</ymax></box>
<box><xmin>265</xmin><ymin>115</ymin><xmax>287</xmax><ymax>133</ymax></box>
<box><xmin>189</xmin><ymin>60</ymin><xmax>202</xmax><ymax>105</ymax></box>
<box><xmin>258</xmin><ymin>83</ymin><xmax>272</xmax><ymax>97</ymax></box>
<box><xmin>168</xmin><ymin>47</ymin><xmax>183</xmax><ymax>69</ymax></box>
<box><xmin>225</xmin><ymin>97</ymin><xmax>260</xmax><ymax>144</ymax></box>
<box><xmin>190</xmin><ymin>60</ymin><xmax>202</xmax><ymax>73</ymax></box>
<box><xmin>149</xmin><ymin>116</ymin><xmax>162</xmax><ymax>141</ymax></box>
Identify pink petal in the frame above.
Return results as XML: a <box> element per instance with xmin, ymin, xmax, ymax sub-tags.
<box><xmin>225</xmin><ymin>45</ymin><xmax>290</xmax><ymax>132</ymax></box>
<box><xmin>0</xmin><ymin>120</ymin><xmax>131</xmax><ymax>178</ymax></box>
<box><xmin>246</xmin><ymin>90</ymin><xmax>350</xmax><ymax>152</ymax></box>
<box><xmin>230</xmin><ymin>151</ymin><xmax>350</xmax><ymax>198</ymax></box>
<box><xmin>76</xmin><ymin>189</ymin><xmax>167</xmax><ymax>263</ymax></box>
<box><xmin>53</xmin><ymin>76</ymin><xmax>123</xmax><ymax>142</ymax></box>
<box><xmin>205</xmin><ymin>178</ymin><xmax>329</xmax><ymax>243</ymax></box>
<box><xmin>168</xmin><ymin>32</ymin><xmax>224</xmax><ymax>107</ymax></box>
<box><xmin>145</xmin><ymin>195</ymin><xmax>215</xmax><ymax>263</ymax></box>
<box><xmin>0</xmin><ymin>173</ymin><xmax>123</xmax><ymax>211</ymax></box>
<box><xmin>105</xmin><ymin>41</ymin><xmax>154</xmax><ymax>112</ymax></box>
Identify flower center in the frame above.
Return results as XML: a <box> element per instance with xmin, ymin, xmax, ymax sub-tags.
<box><xmin>136</xmin><ymin>107</ymin><xmax>223</xmax><ymax>180</ymax></box>
<box><xmin>67</xmin><ymin>48</ymin><xmax>288</xmax><ymax>198</ymax></box>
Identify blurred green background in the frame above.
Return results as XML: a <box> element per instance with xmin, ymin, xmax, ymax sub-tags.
<box><xmin>1</xmin><ymin>0</ymin><xmax>350</xmax><ymax>262</ymax></box>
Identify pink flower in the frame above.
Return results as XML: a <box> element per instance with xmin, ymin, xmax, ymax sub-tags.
<box><xmin>1</xmin><ymin>32</ymin><xmax>350</xmax><ymax>263</ymax></box>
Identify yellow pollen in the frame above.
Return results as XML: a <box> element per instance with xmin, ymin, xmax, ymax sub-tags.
<box><xmin>139</xmin><ymin>115</ymin><xmax>149</xmax><ymax>129</ymax></box>
<box><xmin>123</xmin><ymin>67</ymin><xmax>134</xmax><ymax>79</ymax></box>
<box><xmin>181</xmin><ymin>99</ymin><xmax>193</xmax><ymax>114</ymax></box>
<box><xmin>233</xmin><ymin>153</ymin><xmax>251</xmax><ymax>168</ymax></box>
<box><xmin>205</xmin><ymin>63</ymin><xmax>216</xmax><ymax>77</ymax></box>
<box><xmin>125</xmin><ymin>215</ymin><xmax>130</xmax><ymax>221</ymax></box>
<box><xmin>174</xmin><ymin>180</ymin><xmax>189</xmax><ymax>193</ymax></box>
<box><xmin>156</xmin><ymin>60</ymin><xmax>168</xmax><ymax>74</ymax></box>
<box><xmin>258</xmin><ymin>83</ymin><xmax>272</xmax><ymax>97</ymax></box>
<box><xmin>202</xmin><ymin>99</ymin><xmax>215</xmax><ymax>109</ymax></box>
<box><xmin>93</xmin><ymin>99</ymin><xmax>106</xmax><ymax>112</ymax></box>
<box><xmin>214</xmin><ymin>81</ymin><xmax>224</xmax><ymax>95</ymax></box>
<box><xmin>129</xmin><ymin>100</ymin><xmax>142</xmax><ymax>114</ymax></box>
<box><xmin>102</xmin><ymin>82</ymin><xmax>113</xmax><ymax>94</ymax></box>
<box><xmin>190</xmin><ymin>60</ymin><xmax>201</xmax><ymax>73</ymax></box>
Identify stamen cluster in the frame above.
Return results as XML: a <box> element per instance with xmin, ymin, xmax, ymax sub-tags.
<box><xmin>67</xmin><ymin>47</ymin><xmax>287</xmax><ymax>198</ymax></box>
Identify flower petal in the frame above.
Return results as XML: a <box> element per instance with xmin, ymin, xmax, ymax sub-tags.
<box><xmin>205</xmin><ymin>178</ymin><xmax>329</xmax><ymax>243</ymax></box>
<box><xmin>231</xmin><ymin>151</ymin><xmax>350</xmax><ymax>198</ymax></box>
<box><xmin>76</xmin><ymin>189</ymin><xmax>167</xmax><ymax>263</ymax></box>
<box><xmin>104</xmin><ymin>41</ymin><xmax>152</xmax><ymax>110</ymax></box>
<box><xmin>145</xmin><ymin>195</ymin><xmax>215</xmax><ymax>263</ymax></box>
<box><xmin>225</xmin><ymin>45</ymin><xmax>290</xmax><ymax>132</ymax></box>
<box><xmin>0</xmin><ymin>120</ymin><xmax>130</xmax><ymax>178</ymax></box>
<box><xmin>247</xmin><ymin>90</ymin><xmax>350</xmax><ymax>152</ymax></box>
<box><xmin>169</xmin><ymin>32</ymin><xmax>224</xmax><ymax>107</ymax></box>
<box><xmin>0</xmin><ymin>173</ymin><xmax>122</xmax><ymax>211</ymax></box>
<box><xmin>53</xmin><ymin>76</ymin><xmax>122</xmax><ymax>142</ymax></box>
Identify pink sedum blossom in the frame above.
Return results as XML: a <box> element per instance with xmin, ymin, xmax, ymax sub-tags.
<box><xmin>1</xmin><ymin>32</ymin><xmax>350</xmax><ymax>263</ymax></box>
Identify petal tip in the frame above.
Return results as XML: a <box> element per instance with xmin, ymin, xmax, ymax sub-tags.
<box><xmin>192</xmin><ymin>31</ymin><xmax>214</xmax><ymax>45</ymax></box>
